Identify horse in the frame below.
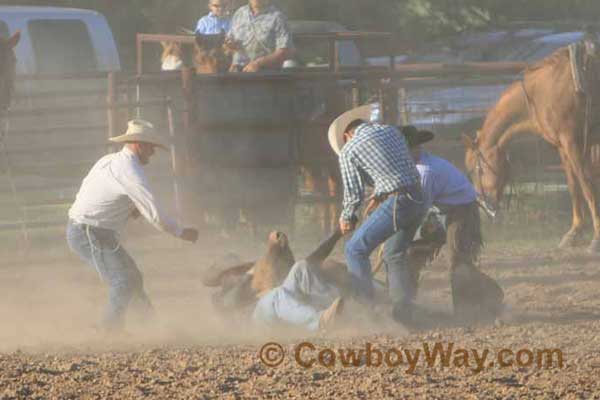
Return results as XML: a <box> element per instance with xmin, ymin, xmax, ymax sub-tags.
<box><xmin>462</xmin><ymin>39</ymin><xmax>600</xmax><ymax>253</ymax></box>
<box><xmin>160</xmin><ymin>33</ymin><xmax>231</xmax><ymax>73</ymax></box>
<box><xmin>160</xmin><ymin>41</ymin><xmax>184</xmax><ymax>71</ymax></box>
<box><xmin>193</xmin><ymin>32</ymin><xmax>232</xmax><ymax>74</ymax></box>
<box><xmin>0</xmin><ymin>31</ymin><xmax>21</xmax><ymax>112</ymax></box>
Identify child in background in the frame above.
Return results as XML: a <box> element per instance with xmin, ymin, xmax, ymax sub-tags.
<box><xmin>195</xmin><ymin>0</ymin><xmax>232</xmax><ymax>34</ymax></box>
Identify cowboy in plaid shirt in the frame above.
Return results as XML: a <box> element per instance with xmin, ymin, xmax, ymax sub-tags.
<box><xmin>329</xmin><ymin>106</ymin><xmax>426</xmax><ymax>325</ymax></box>
<box><xmin>339</xmin><ymin>123</ymin><xmax>421</xmax><ymax>222</ymax></box>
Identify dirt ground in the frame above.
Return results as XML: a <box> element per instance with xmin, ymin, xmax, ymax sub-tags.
<box><xmin>1</xmin><ymin>221</ymin><xmax>600</xmax><ymax>399</ymax></box>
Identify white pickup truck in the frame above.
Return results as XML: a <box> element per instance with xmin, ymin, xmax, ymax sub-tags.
<box><xmin>0</xmin><ymin>5</ymin><xmax>120</xmax><ymax>75</ymax></box>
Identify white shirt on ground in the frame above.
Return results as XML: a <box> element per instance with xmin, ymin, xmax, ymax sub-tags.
<box><xmin>68</xmin><ymin>147</ymin><xmax>182</xmax><ymax>237</ymax></box>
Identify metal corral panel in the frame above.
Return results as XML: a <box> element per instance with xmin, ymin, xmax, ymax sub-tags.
<box><xmin>183</xmin><ymin>77</ymin><xmax>300</xmax><ymax>228</ymax></box>
<box><xmin>189</xmin><ymin>78</ymin><xmax>297</xmax><ymax>167</ymax></box>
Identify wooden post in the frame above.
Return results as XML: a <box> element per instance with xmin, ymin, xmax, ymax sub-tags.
<box><xmin>328</xmin><ymin>37</ymin><xmax>336</xmax><ymax>73</ymax></box>
<box><xmin>380</xmin><ymin>80</ymin><xmax>398</xmax><ymax>125</ymax></box>
<box><xmin>388</xmin><ymin>34</ymin><xmax>395</xmax><ymax>72</ymax></box>
<box><xmin>107</xmin><ymin>71</ymin><xmax>118</xmax><ymax>153</ymax></box>
<box><xmin>166</xmin><ymin>96</ymin><xmax>185</xmax><ymax>180</ymax></box>
<box><xmin>135</xmin><ymin>76</ymin><xmax>142</xmax><ymax>118</ymax></box>
<box><xmin>166</xmin><ymin>96</ymin><xmax>183</xmax><ymax>226</ymax></box>
<box><xmin>136</xmin><ymin>34</ymin><xmax>143</xmax><ymax>76</ymax></box>
<box><xmin>352</xmin><ymin>79</ymin><xmax>362</xmax><ymax>108</ymax></box>
<box><xmin>388</xmin><ymin>83</ymin><xmax>399</xmax><ymax>125</ymax></box>
<box><xmin>181</xmin><ymin>67</ymin><xmax>195</xmax><ymax>172</ymax></box>
<box><xmin>286</xmin><ymin>78</ymin><xmax>299</xmax><ymax>238</ymax></box>
<box><xmin>135</xmin><ymin>35</ymin><xmax>143</xmax><ymax>119</ymax></box>
<box><xmin>124</xmin><ymin>78</ymin><xmax>133</xmax><ymax>122</ymax></box>
<box><xmin>333</xmin><ymin>40</ymin><xmax>340</xmax><ymax>73</ymax></box>
<box><xmin>398</xmin><ymin>86</ymin><xmax>409</xmax><ymax>125</ymax></box>
<box><xmin>180</xmin><ymin>66</ymin><xmax>195</xmax><ymax>221</ymax></box>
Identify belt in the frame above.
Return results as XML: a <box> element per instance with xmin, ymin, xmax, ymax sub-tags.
<box><xmin>373</xmin><ymin>183</ymin><xmax>421</xmax><ymax>202</ymax></box>
<box><xmin>70</xmin><ymin>219</ymin><xmax>116</xmax><ymax>233</ymax></box>
<box><xmin>70</xmin><ymin>219</ymin><xmax>120</xmax><ymax>246</ymax></box>
<box><xmin>363</xmin><ymin>184</ymin><xmax>422</xmax><ymax>219</ymax></box>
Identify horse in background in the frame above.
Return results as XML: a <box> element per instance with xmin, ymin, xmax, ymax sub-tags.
<box><xmin>160</xmin><ymin>33</ymin><xmax>231</xmax><ymax>73</ymax></box>
<box><xmin>193</xmin><ymin>33</ymin><xmax>232</xmax><ymax>73</ymax></box>
<box><xmin>160</xmin><ymin>41</ymin><xmax>184</xmax><ymax>71</ymax></box>
<box><xmin>463</xmin><ymin>40</ymin><xmax>600</xmax><ymax>253</ymax></box>
<box><xmin>0</xmin><ymin>31</ymin><xmax>21</xmax><ymax>112</ymax></box>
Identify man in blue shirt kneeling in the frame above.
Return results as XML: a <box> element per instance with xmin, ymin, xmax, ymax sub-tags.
<box><xmin>401</xmin><ymin>125</ymin><xmax>503</xmax><ymax>324</ymax></box>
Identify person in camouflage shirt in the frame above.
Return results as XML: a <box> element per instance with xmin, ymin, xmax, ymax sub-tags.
<box><xmin>225</xmin><ymin>0</ymin><xmax>294</xmax><ymax>72</ymax></box>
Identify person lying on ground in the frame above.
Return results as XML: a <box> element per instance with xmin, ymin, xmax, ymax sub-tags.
<box><xmin>251</xmin><ymin>229</ymin><xmax>349</xmax><ymax>331</ymax></box>
<box><xmin>201</xmin><ymin>230</ymin><xmax>295</xmax><ymax>314</ymax></box>
<box><xmin>204</xmin><ymin>223</ymin><xmax>451</xmax><ymax>331</ymax></box>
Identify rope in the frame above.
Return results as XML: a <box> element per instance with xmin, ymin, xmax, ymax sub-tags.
<box><xmin>370</xmin><ymin>191</ymin><xmax>423</xmax><ymax>287</ymax></box>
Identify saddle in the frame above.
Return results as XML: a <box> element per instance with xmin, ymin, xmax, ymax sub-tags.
<box><xmin>568</xmin><ymin>36</ymin><xmax>600</xmax><ymax>153</ymax></box>
<box><xmin>568</xmin><ymin>39</ymin><xmax>596</xmax><ymax>94</ymax></box>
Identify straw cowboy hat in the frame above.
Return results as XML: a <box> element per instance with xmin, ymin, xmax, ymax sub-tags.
<box><xmin>400</xmin><ymin>125</ymin><xmax>435</xmax><ymax>147</ymax></box>
<box><xmin>109</xmin><ymin>119</ymin><xmax>169</xmax><ymax>150</ymax></box>
<box><xmin>328</xmin><ymin>104</ymin><xmax>374</xmax><ymax>155</ymax></box>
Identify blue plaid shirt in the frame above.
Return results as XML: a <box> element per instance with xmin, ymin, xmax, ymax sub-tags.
<box><xmin>339</xmin><ymin>123</ymin><xmax>420</xmax><ymax>222</ymax></box>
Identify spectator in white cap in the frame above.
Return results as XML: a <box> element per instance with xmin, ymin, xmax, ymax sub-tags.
<box><xmin>67</xmin><ymin>119</ymin><xmax>198</xmax><ymax>332</ymax></box>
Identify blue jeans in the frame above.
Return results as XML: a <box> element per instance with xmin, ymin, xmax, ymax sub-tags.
<box><xmin>252</xmin><ymin>260</ymin><xmax>341</xmax><ymax>331</ymax></box>
<box><xmin>345</xmin><ymin>189</ymin><xmax>426</xmax><ymax>305</ymax></box>
<box><xmin>66</xmin><ymin>220</ymin><xmax>153</xmax><ymax>330</ymax></box>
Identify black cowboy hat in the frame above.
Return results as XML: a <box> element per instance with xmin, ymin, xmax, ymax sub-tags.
<box><xmin>399</xmin><ymin>125</ymin><xmax>435</xmax><ymax>147</ymax></box>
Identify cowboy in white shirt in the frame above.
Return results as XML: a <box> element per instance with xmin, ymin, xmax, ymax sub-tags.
<box><xmin>67</xmin><ymin>119</ymin><xmax>198</xmax><ymax>332</ymax></box>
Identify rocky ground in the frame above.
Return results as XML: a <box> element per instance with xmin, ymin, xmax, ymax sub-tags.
<box><xmin>1</xmin><ymin>222</ymin><xmax>599</xmax><ymax>399</ymax></box>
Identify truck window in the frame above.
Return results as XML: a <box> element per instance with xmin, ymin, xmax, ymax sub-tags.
<box><xmin>296</xmin><ymin>40</ymin><xmax>361</xmax><ymax>67</ymax></box>
<box><xmin>0</xmin><ymin>21</ymin><xmax>8</xmax><ymax>38</ymax></box>
<box><xmin>28</xmin><ymin>20</ymin><xmax>97</xmax><ymax>75</ymax></box>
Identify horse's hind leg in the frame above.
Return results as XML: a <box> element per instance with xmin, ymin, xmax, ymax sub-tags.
<box><xmin>558</xmin><ymin>148</ymin><xmax>586</xmax><ymax>248</ymax></box>
<box><xmin>562</xmin><ymin>139</ymin><xmax>600</xmax><ymax>253</ymax></box>
<box><xmin>300</xmin><ymin>165</ymin><xmax>327</xmax><ymax>234</ymax></box>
